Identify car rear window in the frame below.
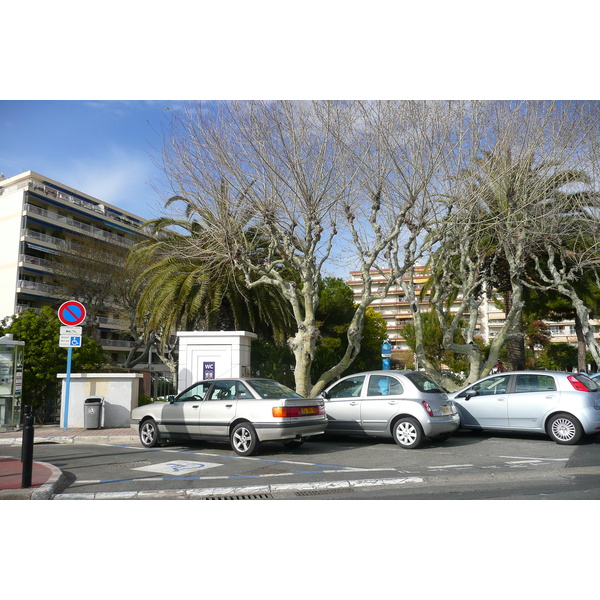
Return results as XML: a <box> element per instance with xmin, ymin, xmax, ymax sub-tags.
<box><xmin>249</xmin><ymin>379</ymin><xmax>304</xmax><ymax>399</ymax></box>
<box><xmin>404</xmin><ymin>372</ymin><xmax>445</xmax><ymax>393</ymax></box>
<box><xmin>572</xmin><ymin>374</ymin><xmax>600</xmax><ymax>392</ymax></box>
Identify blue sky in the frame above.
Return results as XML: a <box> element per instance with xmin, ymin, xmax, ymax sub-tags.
<box><xmin>0</xmin><ymin>100</ymin><xmax>176</xmax><ymax>219</ymax></box>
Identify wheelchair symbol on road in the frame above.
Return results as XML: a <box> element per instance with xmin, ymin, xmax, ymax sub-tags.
<box><xmin>133</xmin><ymin>460</ymin><xmax>222</xmax><ymax>475</ymax></box>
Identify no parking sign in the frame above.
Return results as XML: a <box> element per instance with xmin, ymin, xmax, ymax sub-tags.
<box><xmin>58</xmin><ymin>300</ymin><xmax>86</xmax><ymax>326</ymax></box>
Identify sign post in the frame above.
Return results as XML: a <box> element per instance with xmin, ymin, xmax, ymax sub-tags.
<box><xmin>57</xmin><ymin>301</ymin><xmax>86</xmax><ymax>429</ymax></box>
<box><xmin>381</xmin><ymin>339</ymin><xmax>392</xmax><ymax>370</ymax></box>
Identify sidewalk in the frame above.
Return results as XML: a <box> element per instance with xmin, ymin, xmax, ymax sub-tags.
<box><xmin>0</xmin><ymin>425</ymin><xmax>138</xmax><ymax>499</ymax></box>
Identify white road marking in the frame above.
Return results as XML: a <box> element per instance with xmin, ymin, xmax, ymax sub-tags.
<box><xmin>133</xmin><ymin>460</ymin><xmax>222</xmax><ymax>475</ymax></box>
<box><xmin>428</xmin><ymin>464</ymin><xmax>474</xmax><ymax>470</ymax></box>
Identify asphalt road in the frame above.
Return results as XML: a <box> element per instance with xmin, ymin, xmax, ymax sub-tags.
<box><xmin>5</xmin><ymin>429</ymin><xmax>600</xmax><ymax>500</ymax></box>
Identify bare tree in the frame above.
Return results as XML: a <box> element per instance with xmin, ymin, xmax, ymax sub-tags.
<box><xmin>54</xmin><ymin>237</ymin><xmax>155</xmax><ymax>368</ymax></box>
<box><xmin>159</xmin><ymin>101</ymin><xmax>458</xmax><ymax>396</ymax></box>
<box><xmin>422</xmin><ymin>101</ymin><xmax>600</xmax><ymax>385</ymax></box>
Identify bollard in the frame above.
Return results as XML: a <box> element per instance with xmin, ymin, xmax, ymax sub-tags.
<box><xmin>21</xmin><ymin>405</ymin><xmax>34</xmax><ymax>488</ymax></box>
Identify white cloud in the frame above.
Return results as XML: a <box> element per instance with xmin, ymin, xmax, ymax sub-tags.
<box><xmin>53</xmin><ymin>146</ymin><xmax>166</xmax><ymax>219</ymax></box>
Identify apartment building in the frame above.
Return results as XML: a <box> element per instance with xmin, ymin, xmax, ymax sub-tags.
<box><xmin>0</xmin><ymin>170</ymin><xmax>152</xmax><ymax>367</ymax></box>
<box><xmin>345</xmin><ymin>267</ymin><xmax>592</xmax><ymax>352</ymax></box>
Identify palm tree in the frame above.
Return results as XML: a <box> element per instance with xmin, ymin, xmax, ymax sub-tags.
<box><xmin>460</xmin><ymin>147</ymin><xmax>593</xmax><ymax>370</ymax></box>
<box><xmin>127</xmin><ymin>199</ymin><xmax>296</xmax><ymax>361</ymax></box>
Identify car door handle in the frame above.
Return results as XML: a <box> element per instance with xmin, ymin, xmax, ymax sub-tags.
<box><xmin>388</xmin><ymin>401</ymin><xmax>397</xmax><ymax>405</ymax></box>
<box><xmin>225</xmin><ymin>404</ymin><xmax>234</xmax><ymax>408</ymax></box>
<box><xmin>349</xmin><ymin>401</ymin><xmax>359</xmax><ymax>406</ymax></box>
<box><xmin>192</xmin><ymin>405</ymin><xmax>200</xmax><ymax>408</ymax></box>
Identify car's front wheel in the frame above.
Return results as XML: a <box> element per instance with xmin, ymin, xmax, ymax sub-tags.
<box><xmin>392</xmin><ymin>417</ymin><xmax>424</xmax><ymax>449</ymax></box>
<box><xmin>231</xmin><ymin>422</ymin><xmax>260</xmax><ymax>456</ymax></box>
<box><xmin>547</xmin><ymin>413</ymin><xmax>583</xmax><ymax>445</ymax></box>
<box><xmin>139</xmin><ymin>418</ymin><xmax>160</xmax><ymax>448</ymax></box>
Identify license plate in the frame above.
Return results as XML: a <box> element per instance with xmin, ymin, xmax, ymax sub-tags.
<box><xmin>301</xmin><ymin>407</ymin><xmax>317</xmax><ymax>415</ymax></box>
<box><xmin>441</xmin><ymin>406</ymin><xmax>452</xmax><ymax>415</ymax></box>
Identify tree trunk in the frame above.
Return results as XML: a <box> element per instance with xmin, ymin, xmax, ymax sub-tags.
<box><xmin>504</xmin><ymin>290</ymin><xmax>525</xmax><ymax>370</ymax></box>
<box><xmin>574</xmin><ymin>313</ymin><xmax>587</xmax><ymax>372</ymax></box>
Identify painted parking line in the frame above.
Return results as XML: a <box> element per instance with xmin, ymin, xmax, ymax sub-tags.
<box><xmin>117</xmin><ymin>444</ymin><xmax>358</xmax><ymax>471</ymax></box>
<box><xmin>72</xmin><ymin>466</ymin><xmax>400</xmax><ymax>486</ymax></box>
<box><xmin>500</xmin><ymin>456</ymin><xmax>569</xmax><ymax>462</ymax></box>
<box><xmin>428</xmin><ymin>464</ymin><xmax>474</xmax><ymax>470</ymax></box>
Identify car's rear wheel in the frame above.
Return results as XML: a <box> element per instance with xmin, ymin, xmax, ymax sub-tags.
<box><xmin>547</xmin><ymin>413</ymin><xmax>583</xmax><ymax>445</ymax></box>
<box><xmin>139</xmin><ymin>418</ymin><xmax>160</xmax><ymax>448</ymax></box>
<box><xmin>231</xmin><ymin>422</ymin><xmax>260</xmax><ymax>456</ymax></box>
<box><xmin>392</xmin><ymin>417</ymin><xmax>424</xmax><ymax>449</ymax></box>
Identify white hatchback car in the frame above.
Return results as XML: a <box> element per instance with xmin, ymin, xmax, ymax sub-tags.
<box><xmin>321</xmin><ymin>370</ymin><xmax>460</xmax><ymax>449</ymax></box>
<box><xmin>447</xmin><ymin>370</ymin><xmax>600</xmax><ymax>444</ymax></box>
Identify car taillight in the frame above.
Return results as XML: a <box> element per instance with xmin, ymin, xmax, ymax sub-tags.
<box><xmin>272</xmin><ymin>405</ymin><xmax>325</xmax><ymax>417</ymax></box>
<box><xmin>421</xmin><ymin>400</ymin><xmax>434</xmax><ymax>417</ymax></box>
<box><xmin>567</xmin><ymin>375</ymin><xmax>590</xmax><ymax>392</ymax></box>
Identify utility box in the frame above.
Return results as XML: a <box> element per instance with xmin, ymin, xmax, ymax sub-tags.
<box><xmin>84</xmin><ymin>396</ymin><xmax>103</xmax><ymax>429</ymax></box>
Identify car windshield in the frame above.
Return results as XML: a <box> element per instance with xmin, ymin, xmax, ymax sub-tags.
<box><xmin>248</xmin><ymin>379</ymin><xmax>304</xmax><ymax>399</ymax></box>
<box><xmin>404</xmin><ymin>372</ymin><xmax>445</xmax><ymax>393</ymax></box>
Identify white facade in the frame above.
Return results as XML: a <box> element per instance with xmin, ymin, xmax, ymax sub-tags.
<box><xmin>0</xmin><ymin>171</ymin><xmax>151</xmax><ymax>365</ymax></box>
<box><xmin>176</xmin><ymin>331</ymin><xmax>258</xmax><ymax>392</ymax></box>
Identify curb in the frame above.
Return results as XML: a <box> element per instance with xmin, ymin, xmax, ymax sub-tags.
<box><xmin>0</xmin><ymin>435</ymin><xmax>140</xmax><ymax>446</ymax></box>
<box><xmin>0</xmin><ymin>461</ymin><xmax>64</xmax><ymax>500</ymax></box>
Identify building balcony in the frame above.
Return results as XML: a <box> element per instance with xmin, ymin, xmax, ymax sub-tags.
<box><xmin>96</xmin><ymin>316</ymin><xmax>130</xmax><ymax>330</ymax></box>
<box><xmin>100</xmin><ymin>338</ymin><xmax>136</xmax><ymax>350</ymax></box>
<box><xmin>26</xmin><ymin>179</ymin><xmax>144</xmax><ymax>232</ymax></box>
<box><xmin>24</xmin><ymin>204</ymin><xmax>135</xmax><ymax>249</ymax></box>
<box><xmin>16</xmin><ymin>279</ymin><xmax>62</xmax><ymax>298</ymax></box>
<box><xmin>19</xmin><ymin>254</ymin><xmax>58</xmax><ymax>272</ymax></box>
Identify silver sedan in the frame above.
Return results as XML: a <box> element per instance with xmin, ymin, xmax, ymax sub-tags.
<box><xmin>447</xmin><ymin>370</ymin><xmax>600</xmax><ymax>444</ymax></box>
<box><xmin>130</xmin><ymin>378</ymin><xmax>327</xmax><ymax>456</ymax></box>
<box><xmin>321</xmin><ymin>370</ymin><xmax>460</xmax><ymax>449</ymax></box>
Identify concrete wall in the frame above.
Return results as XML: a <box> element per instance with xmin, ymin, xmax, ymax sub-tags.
<box><xmin>58</xmin><ymin>373</ymin><xmax>143</xmax><ymax>428</ymax></box>
<box><xmin>176</xmin><ymin>331</ymin><xmax>257</xmax><ymax>393</ymax></box>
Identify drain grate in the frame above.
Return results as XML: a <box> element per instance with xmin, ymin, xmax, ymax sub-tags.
<box><xmin>199</xmin><ymin>493</ymin><xmax>274</xmax><ymax>500</ymax></box>
<box><xmin>295</xmin><ymin>487</ymin><xmax>354</xmax><ymax>497</ymax></box>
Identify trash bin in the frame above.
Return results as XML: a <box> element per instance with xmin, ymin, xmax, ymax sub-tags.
<box><xmin>84</xmin><ymin>396</ymin><xmax>104</xmax><ymax>429</ymax></box>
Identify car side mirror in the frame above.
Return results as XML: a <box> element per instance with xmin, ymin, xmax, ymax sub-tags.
<box><xmin>465</xmin><ymin>389</ymin><xmax>477</xmax><ymax>400</ymax></box>
<box><xmin>168</xmin><ymin>395</ymin><xmax>175</xmax><ymax>404</ymax></box>
<box><xmin>321</xmin><ymin>391</ymin><xmax>330</xmax><ymax>400</ymax></box>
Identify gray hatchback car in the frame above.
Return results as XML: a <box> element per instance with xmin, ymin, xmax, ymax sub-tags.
<box><xmin>321</xmin><ymin>370</ymin><xmax>460</xmax><ymax>449</ymax></box>
<box><xmin>447</xmin><ymin>370</ymin><xmax>600</xmax><ymax>444</ymax></box>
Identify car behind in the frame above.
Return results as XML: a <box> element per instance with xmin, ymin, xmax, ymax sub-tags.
<box><xmin>321</xmin><ymin>370</ymin><xmax>460</xmax><ymax>449</ymax></box>
<box><xmin>447</xmin><ymin>370</ymin><xmax>600</xmax><ymax>444</ymax></box>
